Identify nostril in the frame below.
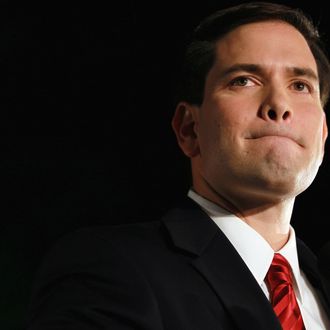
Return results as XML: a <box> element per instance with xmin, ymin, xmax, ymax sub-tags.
<box><xmin>268</xmin><ymin>109</ymin><xmax>277</xmax><ymax>120</ymax></box>
<box><xmin>283</xmin><ymin>111</ymin><xmax>290</xmax><ymax>120</ymax></box>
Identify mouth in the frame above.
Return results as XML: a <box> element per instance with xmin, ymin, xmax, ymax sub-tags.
<box><xmin>246</xmin><ymin>131</ymin><xmax>304</xmax><ymax>147</ymax></box>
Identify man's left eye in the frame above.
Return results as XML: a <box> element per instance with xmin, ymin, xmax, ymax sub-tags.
<box><xmin>293</xmin><ymin>81</ymin><xmax>310</xmax><ymax>92</ymax></box>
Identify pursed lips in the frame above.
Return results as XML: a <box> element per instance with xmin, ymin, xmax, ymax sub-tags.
<box><xmin>246</xmin><ymin>130</ymin><xmax>304</xmax><ymax>147</ymax></box>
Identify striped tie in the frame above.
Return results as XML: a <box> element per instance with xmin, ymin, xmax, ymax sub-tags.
<box><xmin>266</xmin><ymin>253</ymin><xmax>305</xmax><ymax>330</ymax></box>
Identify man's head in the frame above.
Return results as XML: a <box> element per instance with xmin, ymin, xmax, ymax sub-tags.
<box><xmin>172</xmin><ymin>2</ymin><xmax>329</xmax><ymax>209</ymax></box>
<box><xmin>174</xmin><ymin>1</ymin><xmax>330</xmax><ymax>107</ymax></box>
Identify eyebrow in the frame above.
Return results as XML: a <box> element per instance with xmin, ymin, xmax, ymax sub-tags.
<box><xmin>219</xmin><ymin>63</ymin><xmax>319</xmax><ymax>82</ymax></box>
<box><xmin>289</xmin><ymin>66</ymin><xmax>319</xmax><ymax>82</ymax></box>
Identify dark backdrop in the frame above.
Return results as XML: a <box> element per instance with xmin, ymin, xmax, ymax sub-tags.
<box><xmin>1</xmin><ymin>1</ymin><xmax>330</xmax><ymax>328</ymax></box>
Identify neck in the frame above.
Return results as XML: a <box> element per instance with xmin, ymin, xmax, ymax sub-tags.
<box><xmin>240</xmin><ymin>203</ymin><xmax>293</xmax><ymax>251</ymax></box>
<box><xmin>193</xmin><ymin>183</ymin><xmax>295</xmax><ymax>251</ymax></box>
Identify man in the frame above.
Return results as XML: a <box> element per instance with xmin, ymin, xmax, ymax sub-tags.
<box><xmin>25</xmin><ymin>2</ymin><xmax>330</xmax><ymax>329</ymax></box>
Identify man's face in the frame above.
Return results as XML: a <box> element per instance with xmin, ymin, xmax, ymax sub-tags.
<box><xmin>193</xmin><ymin>21</ymin><xmax>327</xmax><ymax>203</ymax></box>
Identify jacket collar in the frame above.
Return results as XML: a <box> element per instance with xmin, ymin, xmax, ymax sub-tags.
<box><xmin>297</xmin><ymin>239</ymin><xmax>330</xmax><ymax>318</ymax></box>
<box><xmin>161</xmin><ymin>197</ymin><xmax>218</xmax><ymax>256</ymax></box>
<box><xmin>161</xmin><ymin>197</ymin><xmax>281</xmax><ymax>330</ymax></box>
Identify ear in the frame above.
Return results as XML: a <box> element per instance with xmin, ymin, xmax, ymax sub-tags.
<box><xmin>171</xmin><ymin>102</ymin><xmax>200</xmax><ymax>158</ymax></box>
<box><xmin>319</xmin><ymin>112</ymin><xmax>328</xmax><ymax>164</ymax></box>
<box><xmin>322</xmin><ymin>113</ymin><xmax>328</xmax><ymax>145</ymax></box>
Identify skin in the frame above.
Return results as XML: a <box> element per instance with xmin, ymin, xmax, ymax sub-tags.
<box><xmin>172</xmin><ymin>21</ymin><xmax>328</xmax><ymax>251</ymax></box>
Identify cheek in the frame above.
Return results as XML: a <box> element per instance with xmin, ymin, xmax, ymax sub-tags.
<box><xmin>299</xmin><ymin>111</ymin><xmax>326</xmax><ymax>156</ymax></box>
<box><xmin>199</xmin><ymin>98</ymin><xmax>254</xmax><ymax>144</ymax></box>
<box><xmin>214</xmin><ymin>94</ymin><xmax>259</xmax><ymax>123</ymax></box>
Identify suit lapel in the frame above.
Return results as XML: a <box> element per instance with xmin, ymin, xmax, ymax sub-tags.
<box><xmin>162</xmin><ymin>198</ymin><xmax>281</xmax><ymax>330</ymax></box>
<box><xmin>297</xmin><ymin>239</ymin><xmax>330</xmax><ymax>318</ymax></box>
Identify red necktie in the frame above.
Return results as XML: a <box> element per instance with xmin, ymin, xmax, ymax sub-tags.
<box><xmin>266</xmin><ymin>253</ymin><xmax>305</xmax><ymax>330</ymax></box>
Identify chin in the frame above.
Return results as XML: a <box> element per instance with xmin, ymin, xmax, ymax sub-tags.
<box><xmin>242</xmin><ymin>166</ymin><xmax>303</xmax><ymax>198</ymax></box>
<box><xmin>256</xmin><ymin>168</ymin><xmax>319</xmax><ymax>200</ymax></box>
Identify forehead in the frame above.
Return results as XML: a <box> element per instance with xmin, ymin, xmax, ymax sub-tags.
<box><xmin>213</xmin><ymin>21</ymin><xmax>317</xmax><ymax>73</ymax></box>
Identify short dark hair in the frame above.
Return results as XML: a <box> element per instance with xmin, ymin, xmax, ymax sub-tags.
<box><xmin>175</xmin><ymin>2</ymin><xmax>330</xmax><ymax>107</ymax></box>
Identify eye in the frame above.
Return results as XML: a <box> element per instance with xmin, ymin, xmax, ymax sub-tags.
<box><xmin>229</xmin><ymin>76</ymin><xmax>256</xmax><ymax>87</ymax></box>
<box><xmin>292</xmin><ymin>81</ymin><xmax>311</xmax><ymax>93</ymax></box>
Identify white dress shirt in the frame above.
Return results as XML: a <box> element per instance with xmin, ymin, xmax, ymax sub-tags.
<box><xmin>188</xmin><ymin>189</ymin><xmax>330</xmax><ymax>330</ymax></box>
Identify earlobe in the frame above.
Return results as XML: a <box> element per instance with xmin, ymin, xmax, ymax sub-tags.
<box><xmin>171</xmin><ymin>102</ymin><xmax>200</xmax><ymax>158</ymax></box>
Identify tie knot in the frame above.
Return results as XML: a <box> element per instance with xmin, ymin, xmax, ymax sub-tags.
<box><xmin>265</xmin><ymin>254</ymin><xmax>305</xmax><ymax>329</ymax></box>
<box><xmin>266</xmin><ymin>253</ymin><xmax>293</xmax><ymax>291</ymax></box>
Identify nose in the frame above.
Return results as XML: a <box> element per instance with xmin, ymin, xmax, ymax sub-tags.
<box><xmin>259</xmin><ymin>87</ymin><xmax>293</xmax><ymax>123</ymax></box>
<box><xmin>261</xmin><ymin>107</ymin><xmax>291</xmax><ymax>121</ymax></box>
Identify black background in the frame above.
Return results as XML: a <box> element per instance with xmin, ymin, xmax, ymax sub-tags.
<box><xmin>1</xmin><ymin>1</ymin><xmax>330</xmax><ymax>328</ymax></box>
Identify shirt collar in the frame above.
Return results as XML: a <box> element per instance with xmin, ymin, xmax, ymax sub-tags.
<box><xmin>187</xmin><ymin>189</ymin><xmax>304</xmax><ymax>303</ymax></box>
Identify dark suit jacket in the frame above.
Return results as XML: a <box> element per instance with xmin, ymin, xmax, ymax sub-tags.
<box><xmin>25</xmin><ymin>198</ymin><xmax>330</xmax><ymax>329</ymax></box>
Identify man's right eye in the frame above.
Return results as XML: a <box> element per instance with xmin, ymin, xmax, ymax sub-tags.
<box><xmin>230</xmin><ymin>76</ymin><xmax>254</xmax><ymax>87</ymax></box>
